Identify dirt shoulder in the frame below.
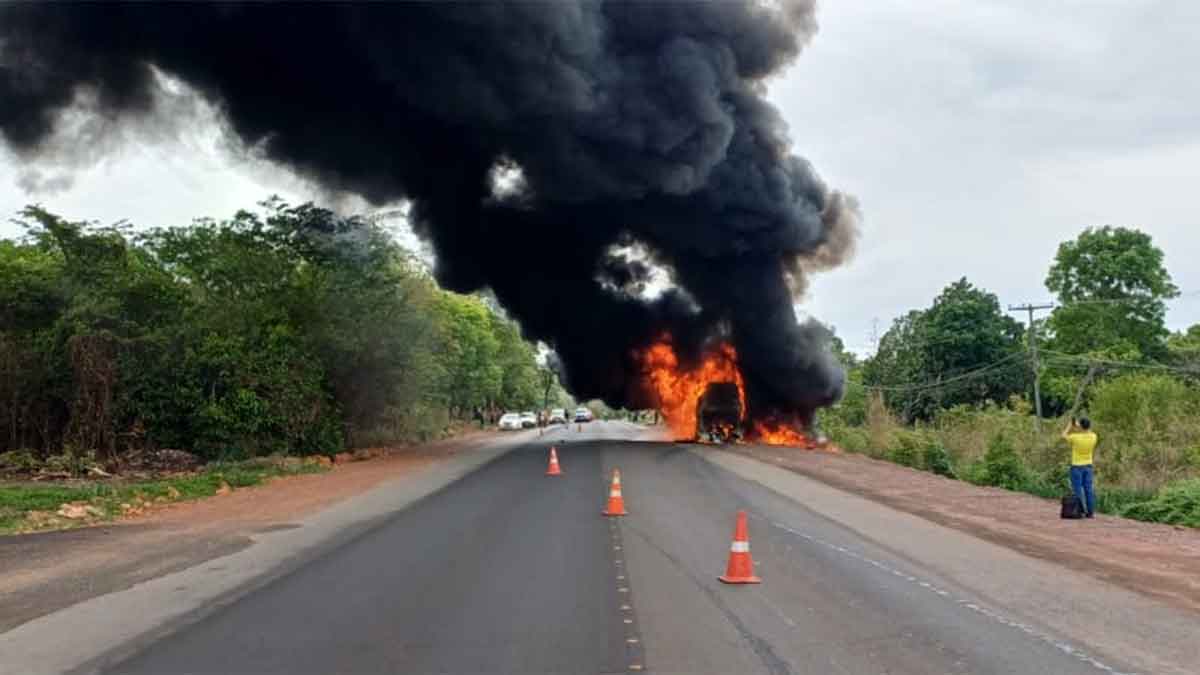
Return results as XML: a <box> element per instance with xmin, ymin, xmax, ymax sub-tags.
<box><xmin>0</xmin><ymin>431</ymin><xmax>505</xmax><ymax>633</ymax></box>
<box><xmin>722</xmin><ymin>444</ymin><xmax>1200</xmax><ymax>613</ymax></box>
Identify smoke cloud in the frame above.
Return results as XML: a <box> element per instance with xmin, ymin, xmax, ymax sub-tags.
<box><xmin>0</xmin><ymin>2</ymin><xmax>858</xmax><ymax>423</ymax></box>
<box><xmin>14</xmin><ymin>168</ymin><xmax>73</xmax><ymax>196</ymax></box>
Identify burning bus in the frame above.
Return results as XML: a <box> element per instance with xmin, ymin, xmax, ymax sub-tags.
<box><xmin>636</xmin><ymin>337</ymin><xmax>828</xmax><ymax>448</ymax></box>
<box><xmin>696</xmin><ymin>382</ymin><xmax>742</xmax><ymax>443</ymax></box>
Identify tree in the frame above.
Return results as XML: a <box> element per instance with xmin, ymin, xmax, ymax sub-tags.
<box><xmin>818</xmin><ymin>332</ymin><xmax>866</xmax><ymax>428</ymax></box>
<box><xmin>1</xmin><ymin>201</ymin><xmax>551</xmax><ymax>462</ymax></box>
<box><xmin>1167</xmin><ymin>324</ymin><xmax>1200</xmax><ymax>377</ymax></box>
<box><xmin>431</xmin><ymin>293</ymin><xmax>502</xmax><ymax>417</ymax></box>
<box><xmin>0</xmin><ymin>236</ymin><xmax>69</xmax><ymax>452</ymax></box>
<box><xmin>828</xmin><ymin>334</ymin><xmax>859</xmax><ymax>369</ymax></box>
<box><xmin>864</xmin><ymin>279</ymin><xmax>1026</xmax><ymax>421</ymax></box>
<box><xmin>865</xmin><ymin>312</ymin><xmax>924</xmax><ymax>383</ymax></box>
<box><xmin>1045</xmin><ymin>226</ymin><xmax>1179</xmax><ymax>361</ymax></box>
<box><xmin>489</xmin><ymin>313</ymin><xmax>540</xmax><ymax>411</ymax></box>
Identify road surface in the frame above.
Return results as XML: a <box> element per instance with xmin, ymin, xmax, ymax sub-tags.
<box><xmin>68</xmin><ymin>420</ymin><xmax>1179</xmax><ymax>674</ymax></box>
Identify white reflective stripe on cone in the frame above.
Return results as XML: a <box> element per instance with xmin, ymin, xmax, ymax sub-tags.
<box><xmin>730</xmin><ymin>541</ymin><xmax>750</xmax><ymax>553</ymax></box>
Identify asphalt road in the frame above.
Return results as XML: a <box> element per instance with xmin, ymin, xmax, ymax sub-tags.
<box><xmin>102</xmin><ymin>421</ymin><xmax>1138</xmax><ymax>675</ymax></box>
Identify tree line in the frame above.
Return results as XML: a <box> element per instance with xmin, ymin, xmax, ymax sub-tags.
<box><xmin>827</xmin><ymin>225</ymin><xmax>1196</xmax><ymax>427</ymax></box>
<box><xmin>820</xmin><ymin>226</ymin><xmax>1199</xmax><ymax>522</ymax></box>
<box><xmin>0</xmin><ymin>201</ymin><xmax>562</xmax><ymax>466</ymax></box>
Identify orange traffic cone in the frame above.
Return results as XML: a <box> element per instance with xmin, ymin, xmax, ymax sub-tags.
<box><xmin>718</xmin><ymin>511</ymin><xmax>761</xmax><ymax>584</ymax></box>
<box><xmin>545</xmin><ymin>447</ymin><xmax>563</xmax><ymax>476</ymax></box>
<box><xmin>602</xmin><ymin>469</ymin><xmax>628</xmax><ymax>516</ymax></box>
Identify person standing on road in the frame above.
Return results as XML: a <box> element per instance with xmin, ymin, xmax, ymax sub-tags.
<box><xmin>1063</xmin><ymin>417</ymin><xmax>1098</xmax><ymax>518</ymax></box>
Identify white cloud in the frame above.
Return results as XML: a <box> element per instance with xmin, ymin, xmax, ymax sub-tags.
<box><xmin>0</xmin><ymin>128</ymin><xmax>303</xmax><ymax>236</ymax></box>
<box><xmin>777</xmin><ymin>0</ymin><xmax>1200</xmax><ymax>353</ymax></box>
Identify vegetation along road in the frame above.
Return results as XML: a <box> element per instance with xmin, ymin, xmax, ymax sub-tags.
<box><xmin>3</xmin><ymin>421</ymin><xmax>1195</xmax><ymax>675</ymax></box>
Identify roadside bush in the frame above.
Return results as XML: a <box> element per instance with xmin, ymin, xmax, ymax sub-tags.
<box><xmin>865</xmin><ymin>392</ymin><xmax>899</xmax><ymax>458</ymax></box>
<box><xmin>1088</xmin><ymin>373</ymin><xmax>1200</xmax><ymax>486</ymax></box>
<box><xmin>932</xmin><ymin>403</ymin><xmax>1040</xmax><ymax>471</ymax></box>
<box><xmin>826</xmin><ymin>369</ymin><xmax>1200</xmax><ymax>528</ymax></box>
<box><xmin>0</xmin><ymin>449</ymin><xmax>41</xmax><ymax>475</ymax></box>
<box><xmin>922</xmin><ymin>442</ymin><xmax>956</xmax><ymax>478</ymax></box>
<box><xmin>828</xmin><ymin>425</ymin><xmax>870</xmax><ymax>454</ymax></box>
<box><xmin>888</xmin><ymin>430</ymin><xmax>923</xmax><ymax>468</ymax></box>
<box><xmin>1019</xmin><ymin>464</ymin><xmax>1067</xmax><ymax>499</ymax></box>
<box><xmin>970</xmin><ymin>432</ymin><xmax>1027</xmax><ymax>491</ymax></box>
<box><xmin>1187</xmin><ymin>446</ymin><xmax>1200</xmax><ymax>471</ymax></box>
<box><xmin>1095</xmin><ymin>486</ymin><xmax>1157</xmax><ymax>516</ymax></box>
<box><xmin>819</xmin><ymin>371</ymin><xmax>867</xmax><ymax>428</ymax></box>
<box><xmin>1090</xmin><ymin>374</ymin><xmax>1195</xmax><ymax>437</ymax></box>
<box><xmin>1119</xmin><ymin>479</ymin><xmax>1200</xmax><ymax>527</ymax></box>
<box><xmin>43</xmin><ymin>448</ymin><xmax>99</xmax><ymax>477</ymax></box>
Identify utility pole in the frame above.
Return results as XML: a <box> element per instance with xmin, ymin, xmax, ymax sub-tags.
<box><xmin>1008</xmin><ymin>302</ymin><xmax>1054</xmax><ymax>430</ymax></box>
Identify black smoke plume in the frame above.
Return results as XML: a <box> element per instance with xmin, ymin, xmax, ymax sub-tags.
<box><xmin>0</xmin><ymin>2</ymin><xmax>857</xmax><ymax>426</ymax></box>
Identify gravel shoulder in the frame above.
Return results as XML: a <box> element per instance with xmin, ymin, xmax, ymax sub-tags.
<box><xmin>0</xmin><ymin>430</ymin><xmax>513</xmax><ymax>633</ymax></box>
<box><xmin>722</xmin><ymin>444</ymin><xmax>1200</xmax><ymax>613</ymax></box>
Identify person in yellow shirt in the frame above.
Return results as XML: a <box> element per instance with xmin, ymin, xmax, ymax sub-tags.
<box><xmin>1063</xmin><ymin>417</ymin><xmax>1098</xmax><ymax>518</ymax></box>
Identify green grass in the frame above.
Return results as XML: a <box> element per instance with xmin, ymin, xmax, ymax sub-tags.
<box><xmin>831</xmin><ymin>426</ymin><xmax>1190</xmax><ymax>527</ymax></box>
<box><xmin>0</xmin><ymin>484</ymin><xmax>108</xmax><ymax>531</ymax></box>
<box><xmin>1118</xmin><ymin>479</ymin><xmax>1200</xmax><ymax>527</ymax></box>
<box><xmin>0</xmin><ymin>458</ymin><xmax>326</xmax><ymax>535</ymax></box>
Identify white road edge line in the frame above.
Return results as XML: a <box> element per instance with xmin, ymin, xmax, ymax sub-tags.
<box><xmin>767</xmin><ymin>519</ymin><xmax>1134</xmax><ymax>675</ymax></box>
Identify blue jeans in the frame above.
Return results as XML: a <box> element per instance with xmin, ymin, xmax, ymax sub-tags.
<box><xmin>1070</xmin><ymin>465</ymin><xmax>1095</xmax><ymax>516</ymax></box>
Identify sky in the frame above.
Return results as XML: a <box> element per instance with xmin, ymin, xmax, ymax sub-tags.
<box><xmin>2</xmin><ymin>0</ymin><xmax>1197</xmax><ymax>356</ymax></box>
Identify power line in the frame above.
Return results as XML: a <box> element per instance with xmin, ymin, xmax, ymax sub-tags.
<box><xmin>866</xmin><ymin>290</ymin><xmax>1197</xmax><ymax>358</ymax></box>
<box><xmin>849</xmin><ymin>290</ymin><xmax>1199</xmax><ymax>403</ymax></box>
<box><xmin>859</xmin><ymin>351</ymin><xmax>1028</xmax><ymax>389</ymax></box>
<box><xmin>876</xmin><ymin>331</ymin><xmax>1000</xmax><ymax>352</ymax></box>
<box><xmin>1024</xmin><ymin>289</ymin><xmax>1200</xmax><ymax>309</ymax></box>
<box><xmin>984</xmin><ymin>291</ymin><xmax>1197</xmax><ymax>313</ymax></box>
<box><xmin>854</xmin><ymin>352</ymin><xmax>1027</xmax><ymax>393</ymax></box>
<box><xmin>849</xmin><ymin>347</ymin><xmax>1197</xmax><ymax>397</ymax></box>
<box><xmin>852</xmin><ymin>346</ymin><xmax>1198</xmax><ymax>396</ymax></box>
<box><xmin>1041</xmin><ymin>349</ymin><xmax>1199</xmax><ymax>375</ymax></box>
<box><xmin>872</xmin><ymin>327</ymin><xmax>1032</xmax><ymax>357</ymax></box>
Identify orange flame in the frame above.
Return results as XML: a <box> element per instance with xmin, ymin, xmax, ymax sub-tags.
<box><xmin>636</xmin><ymin>336</ymin><xmax>830</xmax><ymax>449</ymax></box>
<box><xmin>751</xmin><ymin>420</ymin><xmax>838</xmax><ymax>451</ymax></box>
<box><xmin>636</xmin><ymin>338</ymin><xmax>745</xmax><ymax>439</ymax></box>
<box><xmin>752</xmin><ymin>421</ymin><xmax>810</xmax><ymax>446</ymax></box>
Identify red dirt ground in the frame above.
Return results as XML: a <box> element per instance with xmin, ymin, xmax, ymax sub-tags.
<box><xmin>0</xmin><ymin>431</ymin><xmax>502</xmax><ymax>631</ymax></box>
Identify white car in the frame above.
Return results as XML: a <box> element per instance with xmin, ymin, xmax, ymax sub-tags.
<box><xmin>574</xmin><ymin>407</ymin><xmax>593</xmax><ymax>423</ymax></box>
<box><xmin>549</xmin><ymin>408</ymin><xmax>567</xmax><ymax>424</ymax></box>
<box><xmin>498</xmin><ymin>413</ymin><xmax>522</xmax><ymax>430</ymax></box>
<box><xmin>520</xmin><ymin>411</ymin><xmax>537</xmax><ymax>428</ymax></box>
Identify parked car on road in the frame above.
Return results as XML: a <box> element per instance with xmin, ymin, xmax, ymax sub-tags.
<box><xmin>573</xmin><ymin>407</ymin><xmax>593</xmax><ymax>423</ymax></box>
<box><xmin>549</xmin><ymin>408</ymin><xmax>567</xmax><ymax>425</ymax></box>
<box><xmin>498</xmin><ymin>413</ymin><xmax>522</xmax><ymax>431</ymax></box>
<box><xmin>520</xmin><ymin>411</ymin><xmax>537</xmax><ymax>428</ymax></box>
